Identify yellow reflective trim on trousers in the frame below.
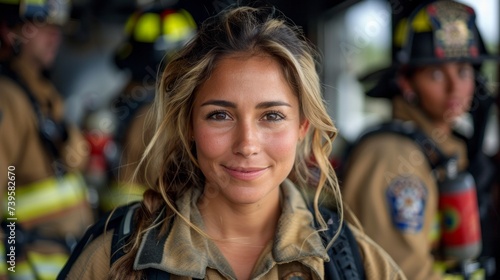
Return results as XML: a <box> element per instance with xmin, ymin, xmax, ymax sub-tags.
<box><xmin>9</xmin><ymin>173</ymin><xmax>88</xmax><ymax>222</ymax></box>
<box><xmin>6</xmin><ymin>252</ymin><xmax>69</xmax><ymax>280</ymax></box>
<box><xmin>27</xmin><ymin>251</ymin><xmax>68</xmax><ymax>280</ymax></box>
<box><xmin>0</xmin><ymin>242</ymin><xmax>6</xmax><ymax>274</ymax></box>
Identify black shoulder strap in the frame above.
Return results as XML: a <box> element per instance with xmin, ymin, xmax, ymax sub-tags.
<box><xmin>109</xmin><ymin>205</ymin><xmax>186</xmax><ymax>280</ymax></box>
<box><xmin>352</xmin><ymin>121</ymin><xmax>452</xmax><ymax>170</ymax></box>
<box><xmin>58</xmin><ymin>201</ymin><xmax>175</xmax><ymax>279</ymax></box>
<box><xmin>318</xmin><ymin>207</ymin><xmax>365</xmax><ymax>280</ymax></box>
<box><xmin>110</xmin><ymin>203</ymin><xmax>141</xmax><ymax>264</ymax></box>
<box><xmin>56</xmin><ymin>202</ymin><xmax>141</xmax><ymax>280</ymax></box>
<box><xmin>0</xmin><ymin>65</ymin><xmax>67</xmax><ymax>176</ymax></box>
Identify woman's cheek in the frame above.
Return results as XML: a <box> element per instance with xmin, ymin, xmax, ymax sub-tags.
<box><xmin>266</xmin><ymin>130</ymin><xmax>299</xmax><ymax>158</ymax></box>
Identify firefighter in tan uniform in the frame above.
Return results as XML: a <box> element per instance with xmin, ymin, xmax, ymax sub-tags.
<box><xmin>91</xmin><ymin>6</ymin><xmax>197</xmax><ymax>212</ymax></box>
<box><xmin>341</xmin><ymin>1</ymin><xmax>498</xmax><ymax>279</ymax></box>
<box><xmin>0</xmin><ymin>0</ymin><xmax>94</xmax><ymax>278</ymax></box>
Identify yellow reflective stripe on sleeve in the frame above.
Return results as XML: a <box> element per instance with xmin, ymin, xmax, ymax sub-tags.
<box><xmin>26</xmin><ymin>251</ymin><xmax>68</xmax><ymax>280</ymax></box>
<box><xmin>11</xmin><ymin>173</ymin><xmax>88</xmax><ymax>222</ymax></box>
<box><xmin>7</xmin><ymin>260</ymin><xmax>35</xmax><ymax>280</ymax></box>
<box><xmin>100</xmin><ymin>182</ymin><xmax>145</xmax><ymax>212</ymax></box>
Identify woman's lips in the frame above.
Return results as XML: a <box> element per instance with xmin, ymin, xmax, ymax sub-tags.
<box><xmin>446</xmin><ymin>100</ymin><xmax>463</xmax><ymax>110</ymax></box>
<box><xmin>222</xmin><ymin>166</ymin><xmax>268</xmax><ymax>181</ymax></box>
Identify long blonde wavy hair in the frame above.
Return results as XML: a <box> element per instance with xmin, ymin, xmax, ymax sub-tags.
<box><xmin>110</xmin><ymin>5</ymin><xmax>340</xmax><ymax>279</ymax></box>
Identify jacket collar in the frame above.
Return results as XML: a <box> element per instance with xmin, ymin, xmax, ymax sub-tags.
<box><xmin>134</xmin><ymin>179</ymin><xmax>329</xmax><ymax>279</ymax></box>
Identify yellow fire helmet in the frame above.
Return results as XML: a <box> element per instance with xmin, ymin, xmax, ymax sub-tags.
<box><xmin>114</xmin><ymin>6</ymin><xmax>197</xmax><ymax>81</ymax></box>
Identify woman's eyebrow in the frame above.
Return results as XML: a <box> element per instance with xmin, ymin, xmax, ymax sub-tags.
<box><xmin>256</xmin><ymin>101</ymin><xmax>291</xmax><ymax>109</ymax></box>
<box><xmin>201</xmin><ymin>100</ymin><xmax>236</xmax><ymax>108</ymax></box>
<box><xmin>200</xmin><ymin>100</ymin><xmax>291</xmax><ymax>109</ymax></box>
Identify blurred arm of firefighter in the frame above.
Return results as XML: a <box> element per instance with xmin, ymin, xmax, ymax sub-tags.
<box><xmin>0</xmin><ymin>0</ymin><xmax>93</xmax><ymax>278</ymax></box>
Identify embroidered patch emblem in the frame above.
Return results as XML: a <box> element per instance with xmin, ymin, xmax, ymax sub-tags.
<box><xmin>426</xmin><ymin>1</ymin><xmax>477</xmax><ymax>58</ymax></box>
<box><xmin>386</xmin><ymin>176</ymin><xmax>427</xmax><ymax>233</ymax></box>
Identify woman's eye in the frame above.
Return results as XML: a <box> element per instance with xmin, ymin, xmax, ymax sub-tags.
<box><xmin>207</xmin><ymin>111</ymin><xmax>230</xmax><ymax>120</ymax></box>
<box><xmin>458</xmin><ymin>66</ymin><xmax>474</xmax><ymax>79</ymax></box>
<box><xmin>430</xmin><ymin>69</ymin><xmax>444</xmax><ymax>80</ymax></box>
<box><xmin>263</xmin><ymin>112</ymin><xmax>285</xmax><ymax>121</ymax></box>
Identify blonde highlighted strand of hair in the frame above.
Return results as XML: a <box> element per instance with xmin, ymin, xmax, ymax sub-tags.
<box><xmin>109</xmin><ymin>5</ymin><xmax>341</xmax><ymax>279</ymax></box>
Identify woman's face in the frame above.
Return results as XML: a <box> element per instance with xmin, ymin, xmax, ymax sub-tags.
<box><xmin>408</xmin><ymin>62</ymin><xmax>475</xmax><ymax>123</ymax></box>
<box><xmin>192</xmin><ymin>54</ymin><xmax>308</xmax><ymax>206</ymax></box>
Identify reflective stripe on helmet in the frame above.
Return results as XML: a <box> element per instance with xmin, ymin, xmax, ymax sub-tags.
<box><xmin>134</xmin><ymin>12</ymin><xmax>161</xmax><ymax>43</ymax></box>
<box><xmin>130</xmin><ymin>9</ymin><xmax>197</xmax><ymax>44</ymax></box>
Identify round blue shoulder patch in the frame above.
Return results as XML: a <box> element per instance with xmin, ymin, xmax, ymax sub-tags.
<box><xmin>386</xmin><ymin>176</ymin><xmax>428</xmax><ymax>233</ymax></box>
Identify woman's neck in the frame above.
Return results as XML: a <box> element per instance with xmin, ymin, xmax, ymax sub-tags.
<box><xmin>432</xmin><ymin>120</ymin><xmax>453</xmax><ymax>136</ymax></box>
<box><xmin>198</xmin><ymin>190</ymin><xmax>281</xmax><ymax>280</ymax></box>
<box><xmin>198</xmin><ymin>191</ymin><xmax>281</xmax><ymax>242</ymax></box>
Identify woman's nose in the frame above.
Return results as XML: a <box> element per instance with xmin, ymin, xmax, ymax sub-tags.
<box><xmin>232</xmin><ymin>121</ymin><xmax>260</xmax><ymax>158</ymax></box>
